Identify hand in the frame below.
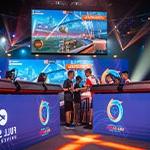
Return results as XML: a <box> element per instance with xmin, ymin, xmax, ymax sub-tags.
<box><xmin>74</xmin><ymin>88</ymin><xmax>79</xmax><ymax>92</ymax></box>
<box><xmin>69</xmin><ymin>87</ymin><xmax>74</xmax><ymax>92</ymax></box>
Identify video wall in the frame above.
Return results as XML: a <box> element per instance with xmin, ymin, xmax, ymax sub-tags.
<box><xmin>32</xmin><ymin>9</ymin><xmax>107</xmax><ymax>54</ymax></box>
<box><xmin>9</xmin><ymin>58</ymin><xmax>128</xmax><ymax>85</ymax></box>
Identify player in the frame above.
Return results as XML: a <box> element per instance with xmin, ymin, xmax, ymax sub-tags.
<box><xmin>121</xmin><ymin>71</ymin><xmax>131</xmax><ymax>84</ymax></box>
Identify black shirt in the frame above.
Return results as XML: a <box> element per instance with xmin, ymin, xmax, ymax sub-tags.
<box><xmin>63</xmin><ymin>79</ymin><xmax>74</xmax><ymax>102</ymax></box>
<box><xmin>74</xmin><ymin>83</ymin><xmax>81</xmax><ymax>103</ymax></box>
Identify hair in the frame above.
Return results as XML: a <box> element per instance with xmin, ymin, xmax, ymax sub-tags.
<box><xmin>68</xmin><ymin>70</ymin><xmax>74</xmax><ymax>76</ymax></box>
<box><xmin>85</xmin><ymin>68</ymin><xmax>92</xmax><ymax>74</ymax></box>
<box><xmin>37</xmin><ymin>73</ymin><xmax>47</xmax><ymax>83</ymax></box>
<box><xmin>114</xmin><ymin>77</ymin><xmax>121</xmax><ymax>83</ymax></box>
<box><xmin>106</xmin><ymin>74</ymin><xmax>113</xmax><ymax>78</ymax></box>
<box><xmin>105</xmin><ymin>74</ymin><xmax>114</xmax><ymax>83</ymax></box>
<box><xmin>121</xmin><ymin>71</ymin><xmax>129</xmax><ymax>74</ymax></box>
<box><xmin>5</xmin><ymin>69</ymin><xmax>15</xmax><ymax>80</ymax></box>
<box><xmin>76</xmin><ymin>76</ymin><xmax>82</xmax><ymax>81</ymax></box>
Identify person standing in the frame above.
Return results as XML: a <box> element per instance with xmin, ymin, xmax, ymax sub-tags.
<box><xmin>73</xmin><ymin>76</ymin><xmax>82</xmax><ymax>126</ymax></box>
<box><xmin>84</xmin><ymin>68</ymin><xmax>99</xmax><ymax>129</ymax></box>
<box><xmin>63</xmin><ymin>70</ymin><xmax>75</xmax><ymax>129</ymax></box>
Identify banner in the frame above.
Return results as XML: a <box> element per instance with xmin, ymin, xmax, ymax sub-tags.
<box><xmin>93</xmin><ymin>93</ymin><xmax>150</xmax><ymax>140</ymax></box>
<box><xmin>0</xmin><ymin>94</ymin><xmax>60</xmax><ymax>150</ymax></box>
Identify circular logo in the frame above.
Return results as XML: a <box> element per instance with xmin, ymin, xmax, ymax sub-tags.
<box><xmin>39</xmin><ymin>100</ymin><xmax>50</xmax><ymax>126</ymax></box>
<box><xmin>34</xmin><ymin>39</ymin><xmax>44</xmax><ymax>49</ymax></box>
<box><xmin>0</xmin><ymin>109</ymin><xmax>8</xmax><ymax>126</ymax></box>
<box><xmin>107</xmin><ymin>99</ymin><xmax>123</xmax><ymax>123</ymax></box>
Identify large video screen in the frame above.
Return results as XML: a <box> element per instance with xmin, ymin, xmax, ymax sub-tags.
<box><xmin>8</xmin><ymin>58</ymin><xmax>128</xmax><ymax>85</ymax></box>
<box><xmin>32</xmin><ymin>9</ymin><xmax>107</xmax><ymax>54</ymax></box>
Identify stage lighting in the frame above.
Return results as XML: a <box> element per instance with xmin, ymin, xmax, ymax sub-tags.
<box><xmin>27</xmin><ymin>44</ymin><xmax>31</xmax><ymax>48</ymax></box>
<box><xmin>67</xmin><ymin>55</ymin><xmax>71</xmax><ymax>58</ymax></box>
<box><xmin>0</xmin><ymin>37</ymin><xmax>7</xmax><ymax>43</ymax></box>
<box><xmin>131</xmin><ymin>39</ymin><xmax>150</xmax><ymax>81</ymax></box>
<box><xmin>113</xmin><ymin>55</ymin><xmax>118</xmax><ymax>58</ymax></box>
<box><xmin>93</xmin><ymin>55</ymin><xmax>97</xmax><ymax>58</ymax></box>
<box><xmin>35</xmin><ymin>54</ymin><xmax>39</xmax><ymax>57</ymax></box>
<box><xmin>20</xmin><ymin>49</ymin><xmax>27</xmax><ymax>55</ymax></box>
<box><xmin>7</xmin><ymin>53</ymin><xmax>11</xmax><ymax>57</ymax></box>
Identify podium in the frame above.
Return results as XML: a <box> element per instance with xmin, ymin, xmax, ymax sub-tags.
<box><xmin>0</xmin><ymin>79</ymin><xmax>63</xmax><ymax>150</ymax></box>
<box><xmin>91</xmin><ymin>82</ymin><xmax>150</xmax><ymax>141</ymax></box>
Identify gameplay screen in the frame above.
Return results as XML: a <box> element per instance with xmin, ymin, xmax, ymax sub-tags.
<box><xmin>8</xmin><ymin>58</ymin><xmax>128</xmax><ymax>85</ymax></box>
<box><xmin>32</xmin><ymin>9</ymin><xmax>107</xmax><ymax>54</ymax></box>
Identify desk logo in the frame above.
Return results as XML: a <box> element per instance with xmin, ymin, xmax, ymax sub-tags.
<box><xmin>0</xmin><ymin>109</ymin><xmax>17</xmax><ymax>144</ymax></box>
<box><xmin>0</xmin><ymin>109</ymin><xmax>8</xmax><ymax>126</ymax></box>
<box><xmin>107</xmin><ymin>99</ymin><xmax>123</xmax><ymax>123</ymax></box>
<box><xmin>39</xmin><ymin>100</ymin><xmax>50</xmax><ymax>126</ymax></box>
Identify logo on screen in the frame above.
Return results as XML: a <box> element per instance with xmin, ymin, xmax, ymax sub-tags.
<box><xmin>39</xmin><ymin>100</ymin><xmax>50</xmax><ymax>126</ymax></box>
<box><xmin>0</xmin><ymin>109</ymin><xmax>8</xmax><ymax>126</ymax></box>
<box><xmin>107</xmin><ymin>99</ymin><xmax>123</xmax><ymax>123</ymax></box>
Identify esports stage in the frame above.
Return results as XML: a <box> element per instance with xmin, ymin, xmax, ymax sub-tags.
<box><xmin>0</xmin><ymin>0</ymin><xmax>150</xmax><ymax>150</ymax></box>
<box><xmin>0</xmin><ymin>79</ymin><xmax>150</xmax><ymax>150</ymax></box>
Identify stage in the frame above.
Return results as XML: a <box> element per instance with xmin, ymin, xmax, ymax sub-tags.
<box><xmin>27</xmin><ymin>126</ymin><xmax>150</xmax><ymax>150</ymax></box>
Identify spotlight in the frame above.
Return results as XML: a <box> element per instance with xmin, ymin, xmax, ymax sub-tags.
<box><xmin>67</xmin><ymin>55</ymin><xmax>71</xmax><ymax>58</ymax></box>
<box><xmin>12</xmin><ymin>34</ymin><xmax>16</xmax><ymax>38</ymax></box>
<box><xmin>131</xmin><ymin>39</ymin><xmax>150</xmax><ymax>81</ymax></box>
<box><xmin>0</xmin><ymin>37</ymin><xmax>7</xmax><ymax>43</ymax></box>
<box><xmin>27</xmin><ymin>44</ymin><xmax>31</xmax><ymax>48</ymax></box>
<box><xmin>21</xmin><ymin>49</ymin><xmax>25</xmax><ymax>54</ymax></box>
<box><xmin>20</xmin><ymin>49</ymin><xmax>27</xmax><ymax>55</ymax></box>
<box><xmin>113</xmin><ymin>55</ymin><xmax>118</xmax><ymax>58</ymax></box>
<box><xmin>35</xmin><ymin>54</ymin><xmax>39</xmax><ymax>57</ymax></box>
<box><xmin>7</xmin><ymin>53</ymin><xmax>11</xmax><ymax>57</ymax></box>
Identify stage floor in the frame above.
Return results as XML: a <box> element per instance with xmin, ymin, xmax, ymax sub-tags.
<box><xmin>27</xmin><ymin>126</ymin><xmax>150</xmax><ymax>150</ymax></box>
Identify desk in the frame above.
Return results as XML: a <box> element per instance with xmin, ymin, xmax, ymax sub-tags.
<box><xmin>91</xmin><ymin>82</ymin><xmax>150</xmax><ymax>141</ymax></box>
<box><xmin>0</xmin><ymin>80</ymin><xmax>63</xmax><ymax>150</ymax></box>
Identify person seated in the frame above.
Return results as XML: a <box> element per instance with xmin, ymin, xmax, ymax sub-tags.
<box><xmin>114</xmin><ymin>77</ymin><xmax>121</xmax><ymax>84</ymax></box>
<box><xmin>5</xmin><ymin>69</ymin><xmax>16</xmax><ymax>81</ymax></box>
<box><xmin>121</xmin><ymin>71</ymin><xmax>131</xmax><ymax>84</ymax></box>
<box><xmin>105</xmin><ymin>74</ymin><xmax>114</xmax><ymax>84</ymax></box>
<box><xmin>37</xmin><ymin>73</ymin><xmax>47</xmax><ymax>83</ymax></box>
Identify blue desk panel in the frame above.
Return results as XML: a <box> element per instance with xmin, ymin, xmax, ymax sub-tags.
<box><xmin>0</xmin><ymin>94</ymin><xmax>60</xmax><ymax>150</ymax></box>
<box><xmin>93</xmin><ymin>93</ymin><xmax>150</xmax><ymax>140</ymax></box>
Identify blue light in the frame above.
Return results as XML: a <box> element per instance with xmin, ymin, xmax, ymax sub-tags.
<box><xmin>20</xmin><ymin>49</ymin><xmax>26</xmax><ymax>55</ymax></box>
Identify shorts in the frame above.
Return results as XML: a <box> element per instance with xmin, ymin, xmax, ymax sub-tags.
<box><xmin>73</xmin><ymin>103</ymin><xmax>80</xmax><ymax>114</ymax></box>
<box><xmin>64</xmin><ymin>101</ymin><xmax>73</xmax><ymax>112</ymax></box>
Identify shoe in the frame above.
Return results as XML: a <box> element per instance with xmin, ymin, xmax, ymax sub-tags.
<box><xmin>83</xmin><ymin>124</ymin><xmax>93</xmax><ymax>129</ymax></box>
<box><xmin>81</xmin><ymin>122</ymin><xmax>87</xmax><ymax>126</ymax></box>
<box><xmin>77</xmin><ymin>123</ymin><xmax>82</xmax><ymax>126</ymax></box>
<box><xmin>64</xmin><ymin>124</ymin><xmax>75</xmax><ymax>130</ymax></box>
<box><xmin>69</xmin><ymin>124</ymin><xmax>75</xmax><ymax>129</ymax></box>
<box><xmin>64</xmin><ymin>125</ymin><xmax>71</xmax><ymax>130</ymax></box>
